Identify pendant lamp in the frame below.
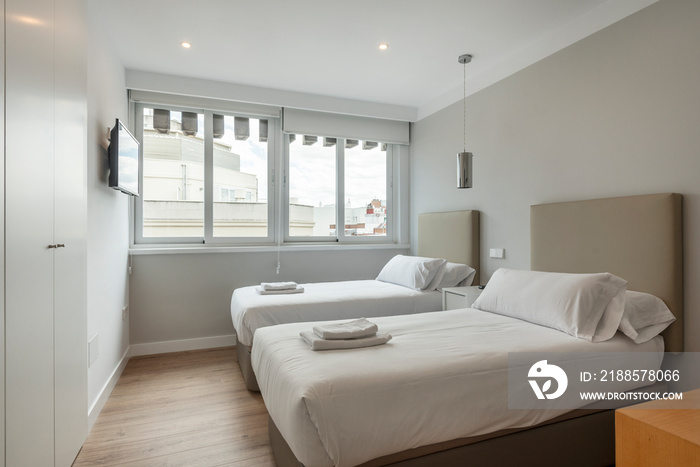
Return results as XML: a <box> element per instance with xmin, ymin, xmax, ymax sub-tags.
<box><xmin>457</xmin><ymin>54</ymin><xmax>473</xmax><ymax>189</ymax></box>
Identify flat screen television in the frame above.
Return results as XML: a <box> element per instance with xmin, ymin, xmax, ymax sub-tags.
<box><xmin>108</xmin><ymin>118</ymin><xmax>140</xmax><ymax>196</ymax></box>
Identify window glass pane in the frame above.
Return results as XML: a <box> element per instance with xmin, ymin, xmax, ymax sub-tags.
<box><xmin>213</xmin><ymin>115</ymin><xmax>268</xmax><ymax>237</ymax></box>
<box><xmin>141</xmin><ymin>108</ymin><xmax>204</xmax><ymax>237</ymax></box>
<box><xmin>288</xmin><ymin>134</ymin><xmax>336</xmax><ymax>237</ymax></box>
<box><xmin>344</xmin><ymin>142</ymin><xmax>387</xmax><ymax>237</ymax></box>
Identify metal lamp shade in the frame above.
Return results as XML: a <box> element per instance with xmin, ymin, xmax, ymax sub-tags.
<box><xmin>457</xmin><ymin>152</ymin><xmax>473</xmax><ymax>188</ymax></box>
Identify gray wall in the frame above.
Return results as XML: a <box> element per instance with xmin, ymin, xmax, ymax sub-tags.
<box><xmin>130</xmin><ymin>248</ymin><xmax>407</xmax><ymax>345</ymax></box>
<box><xmin>411</xmin><ymin>0</ymin><xmax>700</xmax><ymax>351</ymax></box>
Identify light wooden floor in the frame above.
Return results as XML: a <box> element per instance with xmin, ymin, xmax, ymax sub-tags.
<box><xmin>73</xmin><ymin>347</ymin><xmax>276</xmax><ymax>467</ymax></box>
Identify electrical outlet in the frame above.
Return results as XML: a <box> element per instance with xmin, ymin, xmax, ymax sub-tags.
<box><xmin>88</xmin><ymin>334</ymin><xmax>99</xmax><ymax>368</ymax></box>
<box><xmin>122</xmin><ymin>305</ymin><xmax>129</xmax><ymax>320</ymax></box>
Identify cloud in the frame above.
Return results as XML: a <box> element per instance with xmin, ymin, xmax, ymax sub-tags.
<box><xmin>289</xmin><ymin>141</ymin><xmax>336</xmax><ymax>206</ymax></box>
<box><xmin>289</xmin><ymin>139</ymin><xmax>387</xmax><ymax>207</ymax></box>
<box><xmin>345</xmin><ymin>146</ymin><xmax>387</xmax><ymax>206</ymax></box>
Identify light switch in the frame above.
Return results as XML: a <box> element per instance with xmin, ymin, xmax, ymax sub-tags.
<box><xmin>489</xmin><ymin>248</ymin><xmax>505</xmax><ymax>259</ymax></box>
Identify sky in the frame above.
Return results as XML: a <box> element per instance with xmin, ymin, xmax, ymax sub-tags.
<box><xmin>289</xmin><ymin>138</ymin><xmax>387</xmax><ymax>208</ymax></box>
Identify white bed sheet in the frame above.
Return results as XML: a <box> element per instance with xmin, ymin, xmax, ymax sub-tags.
<box><xmin>252</xmin><ymin>309</ymin><xmax>664</xmax><ymax>467</ymax></box>
<box><xmin>230</xmin><ymin>279</ymin><xmax>442</xmax><ymax>347</ymax></box>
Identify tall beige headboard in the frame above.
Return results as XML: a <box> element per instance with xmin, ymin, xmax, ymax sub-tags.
<box><xmin>531</xmin><ymin>193</ymin><xmax>683</xmax><ymax>352</ymax></box>
<box><xmin>418</xmin><ymin>210</ymin><xmax>480</xmax><ymax>285</ymax></box>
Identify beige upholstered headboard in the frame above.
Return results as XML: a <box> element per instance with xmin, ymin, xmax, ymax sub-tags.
<box><xmin>418</xmin><ymin>210</ymin><xmax>480</xmax><ymax>285</ymax></box>
<box><xmin>531</xmin><ymin>193</ymin><xmax>683</xmax><ymax>352</ymax></box>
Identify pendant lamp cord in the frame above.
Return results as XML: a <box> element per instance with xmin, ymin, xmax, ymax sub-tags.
<box><xmin>463</xmin><ymin>60</ymin><xmax>467</xmax><ymax>153</ymax></box>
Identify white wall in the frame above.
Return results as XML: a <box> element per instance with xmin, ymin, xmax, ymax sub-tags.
<box><xmin>410</xmin><ymin>0</ymin><xmax>700</xmax><ymax>351</ymax></box>
<box><xmin>86</xmin><ymin>5</ymin><xmax>131</xmax><ymax>424</ymax></box>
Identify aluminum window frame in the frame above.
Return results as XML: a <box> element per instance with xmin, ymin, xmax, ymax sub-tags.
<box><xmin>338</xmin><ymin>143</ymin><xmax>394</xmax><ymax>244</ymax></box>
<box><xmin>283</xmin><ymin>135</ymin><xmax>395</xmax><ymax>244</ymax></box>
<box><xmin>133</xmin><ymin>102</ymin><xmax>277</xmax><ymax>246</ymax></box>
<box><xmin>205</xmin><ymin>111</ymin><xmax>277</xmax><ymax>245</ymax></box>
<box><xmin>130</xmin><ymin>97</ymin><xmax>403</xmax><ymax>249</ymax></box>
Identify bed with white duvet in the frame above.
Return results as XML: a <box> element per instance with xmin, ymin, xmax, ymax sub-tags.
<box><xmin>231</xmin><ymin>278</ymin><xmax>447</xmax><ymax>348</ymax></box>
<box><xmin>252</xmin><ymin>308</ymin><xmax>664</xmax><ymax>467</ymax></box>
<box><xmin>231</xmin><ymin>251</ymin><xmax>477</xmax><ymax>390</ymax></box>
<box><xmin>231</xmin><ymin>210</ymin><xmax>481</xmax><ymax>391</ymax></box>
<box><xmin>253</xmin><ymin>263</ymin><xmax>680</xmax><ymax>467</ymax></box>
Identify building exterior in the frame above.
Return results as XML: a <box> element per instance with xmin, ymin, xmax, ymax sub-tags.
<box><xmin>326</xmin><ymin>198</ymin><xmax>388</xmax><ymax>237</ymax></box>
<box><xmin>141</xmin><ymin>115</ymin><xmax>317</xmax><ymax>237</ymax></box>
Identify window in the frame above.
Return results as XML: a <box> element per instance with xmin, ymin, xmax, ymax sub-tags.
<box><xmin>287</xmin><ymin>134</ymin><xmax>336</xmax><ymax>238</ymax></box>
<box><xmin>212</xmin><ymin>114</ymin><xmax>269</xmax><ymax>238</ymax></box>
<box><xmin>285</xmin><ymin>134</ymin><xmax>391</xmax><ymax>242</ymax></box>
<box><xmin>140</xmin><ymin>108</ymin><xmax>204</xmax><ymax>238</ymax></box>
<box><xmin>131</xmin><ymin>98</ymin><xmax>404</xmax><ymax>247</ymax></box>
<box><xmin>344</xmin><ymin>142</ymin><xmax>387</xmax><ymax>238</ymax></box>
<box><xmin>134</xmin><ymin>104</ymin><xmax>274</xmax><ymax>244</ymax></box>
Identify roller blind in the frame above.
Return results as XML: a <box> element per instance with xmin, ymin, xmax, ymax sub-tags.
<box><xmin>129</xmin><ymin>90</ymin><xmax>280</xmax><ymax>118</ymax></box>
<box><xmin>282</xmin><ymin>108</ymin><xmax>409</xmax><ymax>145</ymax></box>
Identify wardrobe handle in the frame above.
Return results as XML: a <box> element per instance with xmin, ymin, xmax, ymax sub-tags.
<box><xmin>48</xmin><ymin>244</ymin><xmax>66</xmax><ymax>249</ymax></box>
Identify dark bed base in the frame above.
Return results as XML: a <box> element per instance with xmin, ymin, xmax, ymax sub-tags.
<box><xmin>268</xmin><ymin>410</ymin><xmax>615</xmax><ymax>467</ymax></box>
<box><xmin>236</xmin><ymin>340</ymin><xmax>260</xmax><ymax>391</ymax></box>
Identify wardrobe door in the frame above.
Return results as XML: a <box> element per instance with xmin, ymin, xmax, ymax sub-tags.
<box><xmin>54</xmin><ymin>0</ymin><xmax>89</xmax><ymax>464</ymax></box>
<box><xmin>5</xmin><ymin>0</ymin><xmax>57</xmax><ymax>465</ymax></box>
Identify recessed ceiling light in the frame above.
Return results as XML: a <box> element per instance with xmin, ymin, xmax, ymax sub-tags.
<box><xmin>378</xmin><ymin>43</ymin><xmax>389</xmax><ymax>50</ymax></box>
<box><xmin>181</xmin><ymin>41</ymin><xmax>192</xmax><ymax>49</ymax></box>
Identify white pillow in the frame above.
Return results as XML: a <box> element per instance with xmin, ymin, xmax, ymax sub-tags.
<box><xmin>429</xmin><ymin>262</ymin><xmax>476</xmax><ymax>290</ymax></box>
<box><xmin>471</xmin><ymin>268</ymin><xmax>627</xmax><ymax>342</ymax></box>
<box><xmin>592</xmin><ymin>285</ymin><xmax>628</xmax><ymax>342</ymax></box>
<box><xmin>423</xmin><ymin>262</ymin><xmax>447</xmax><ymax>291</ymax></box>
<box><xmin>376</xmin><ymin>255</ymin><xmax>446</xmax><ymax>291</ymax></box>
<box><xmin>455</xmin><ymin>265</ymin><xmax>477</xmax><ymax>287</ymax></box>
<box><xmin>618</xmin><ymin>291</ymin><xmax>676</xmax><ymax>344</ymax></box>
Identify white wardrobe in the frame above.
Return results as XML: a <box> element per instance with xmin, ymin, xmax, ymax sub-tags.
<box><xmin>2</xmin><ymin>0</ymin><xmax>88</xmax><ymax>465</ymax></box>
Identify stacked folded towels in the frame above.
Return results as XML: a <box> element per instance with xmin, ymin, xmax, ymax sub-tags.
<box><xmin>255</xmin><ymin>281</ymin><xmax>304</xmax><ymax>295</ymax></box>
<box><xmin>300</xmin><ymin>318</ymin><xmax>392</xmax><ymax>351</ymax></box>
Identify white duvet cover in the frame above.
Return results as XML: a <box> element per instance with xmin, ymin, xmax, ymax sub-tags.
<box><xmin>252</xmin><ymin>309</ymin><xmax>664</xmax><ymax>467</ymax></box>
<box><xmin>230</xmin><ymin>280</ymin><xmax>442</xmax><ymax>347</ymax></box>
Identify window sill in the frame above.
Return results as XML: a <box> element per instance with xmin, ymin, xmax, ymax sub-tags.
<box><xmin>129</xmin><ymin>242</ymin><xmax>410</xmax><ymax>256</ymax></box>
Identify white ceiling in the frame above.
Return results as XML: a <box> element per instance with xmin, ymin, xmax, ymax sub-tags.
<box><xmin>90</xmin><ymin>0</ymin><xmax>657</xmax><ymax>120</ymax></box>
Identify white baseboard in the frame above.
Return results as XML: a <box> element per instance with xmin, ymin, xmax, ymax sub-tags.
<box><xmin>128</xmin><ymin>334</ymin><xmax>237</xmax><ymax>357</ymax></box>
<box><xmin>88</xmin><ymin>347</ymin><xmax>130</xmax><ymax>432</ymax></box>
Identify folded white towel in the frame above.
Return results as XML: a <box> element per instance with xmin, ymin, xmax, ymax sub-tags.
<box><xmin>261</xmin><ymin>281</ymin><xmax>298</xmax><ymax>291</ymax></box>
<box><xmin>255</xmin><ymin>285</ymin><xmax>305</xmax><ymax>295</ymax></box>
<box><xmin>313</xmin><ymin>318</ymin><xmax>379</xmax><ymax>340</ymax></box>
<box><xmin>300</xmin><ymin>331</ymin><xmax>392</xmax><ymax>351</ymax></box>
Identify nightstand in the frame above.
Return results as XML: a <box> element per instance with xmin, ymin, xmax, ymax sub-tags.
<box><xmin>615</xmin><ymin>389</ymin><xmax>700</xmax><ymax>466</ymax></box>
<box><xmin>442</xmin><ymin>286</ymin><xmax>482</xmax><ymax>310</ymax></box>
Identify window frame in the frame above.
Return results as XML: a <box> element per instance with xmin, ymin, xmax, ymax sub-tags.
<box><xmin>206</xmin><ymin>111</ymin><xmax>277</xmax><ymax>245</ymax></box>
<box><xmin>133</xmin><ymin>103</ymin><xmax>278</xmax><ymax>246</ymax></box>
<box><xmin>130</xmin><ymin>97</ymin><xmax>404</xmax><ymax>249</ymax></box>
<box><xmin>283</xmin><ymin>135</ymin><xmax>394</xmax><ymax>244</ymax></box>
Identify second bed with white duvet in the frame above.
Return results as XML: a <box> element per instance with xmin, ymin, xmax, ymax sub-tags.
<box><xmin>252</xmin><ymin>308</ymin><xmax>664</xmax><ymax>467</ymax></box>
